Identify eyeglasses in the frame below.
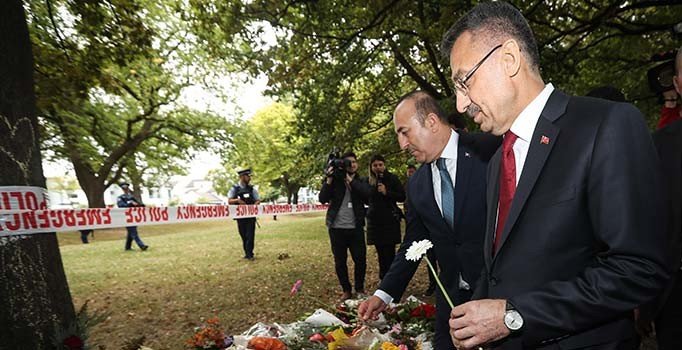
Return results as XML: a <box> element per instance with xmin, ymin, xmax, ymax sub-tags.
<box><xmin>453</xmin><ymin>44</ymin><xmax>503</xmax><ymax>96</ymax></box>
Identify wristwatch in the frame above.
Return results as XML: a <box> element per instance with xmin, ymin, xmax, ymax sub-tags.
<box><xmin>504</xmin><ymin>301</ymin><xmax>524</xmax><ymax>332</ymax></box>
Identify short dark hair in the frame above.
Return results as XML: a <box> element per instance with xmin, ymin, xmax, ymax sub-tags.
<box><xmin>369</xmin><ymin>154</ymin><xmax>385</xmax><ymax>164</ymax></box>
<box><xmin>407</xmin><ymin>164</ymin><xmax>417</xmax><ymax>170</ymax></box>
<box><xmin>341</xmin><ymin>151</ymin><xmax>357</xmax><ymax>160</ymax></box>
<box><xmin>586</xmin><ymin>85</ymin><xmax>626</xmax><ymax>103</ymax></box>
<box><xmin>397</xmin><ymin>90</ymin><xmax>448</xmax><ymax>125</ymax></box>
<box><xmin>441</xmin><ymin>1</ymin><xmax>540</xmax><ymax>73</ymax></box>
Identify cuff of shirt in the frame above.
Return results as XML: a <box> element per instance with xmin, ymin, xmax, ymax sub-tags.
<box><xmin>374</xmin><ymin>289</ymin><xmax>393</xmax><ymax>305</ymax></box>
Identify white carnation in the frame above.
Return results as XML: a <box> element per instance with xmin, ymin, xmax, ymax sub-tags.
<box><xmin>405</xmin><ymin>240</ymin><xmax>433</xmax><ymax>261</ymax></box>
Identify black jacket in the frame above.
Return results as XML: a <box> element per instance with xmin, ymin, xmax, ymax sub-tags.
<box><xmin>318</xmin><ymin>174</ymin><xmax>371</xmax><ymax>229</ymax></box>
<box><xmin>477</xmin><ymin>91</ymin><xmax>669</xmax><ymax>349</ymax></box>
<box><xmin>366</xmin><ymin>171</ymin><xmax>405</xmax><ymax>246</ymax></box>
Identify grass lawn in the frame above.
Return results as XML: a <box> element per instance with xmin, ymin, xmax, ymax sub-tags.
<box><xmin>59</xmin><ymin>213</ymin><xmax>432</xmax><ymax>350</ymax></box>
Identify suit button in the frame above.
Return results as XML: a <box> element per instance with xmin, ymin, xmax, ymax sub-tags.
<box><xmin>489</xmin><ymin>277</ymin><xmax>498</xmax><ymax>286</ymax></box>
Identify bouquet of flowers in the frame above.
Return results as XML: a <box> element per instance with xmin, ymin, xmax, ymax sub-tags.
<box><xmin>186</xmin><ymin>317</ymin><xmax>233</xmax><ymax>350</ymax></box>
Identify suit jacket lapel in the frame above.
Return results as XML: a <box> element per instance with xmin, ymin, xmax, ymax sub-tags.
<box><xmin>492</xmin><ymin>90</ymin><xmax>568</xmax><ymax>263</ymax></box>
<box><xmin>453</xmin><ymin>133</ymin><xmax>474</xmax><ymax>233</ymax></box>
<box><xmin>484</xmin><ymin>148</ymin><xmax>502</xmax><ymax>269</ymax></box>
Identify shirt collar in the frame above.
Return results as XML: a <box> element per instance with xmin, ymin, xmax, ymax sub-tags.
<box><xmin>510</xmin><ymin>83</ymin><xmax>554</xmax><ymax>142</ymax></box>
<box><xmin>440</xmin><ymin>129</ymin><xmax>459</xmax><ymax>160</ymax></box>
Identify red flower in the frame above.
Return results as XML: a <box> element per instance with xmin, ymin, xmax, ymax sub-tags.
<box><xmin>410</xmin><ymin>303</ymin><xmax>436</xmax><ymax>318</ymax></box>
<box><xmin>63</xmin><ymin>335</ymin><xmax>84</xmax><ymax>350</ymax></box>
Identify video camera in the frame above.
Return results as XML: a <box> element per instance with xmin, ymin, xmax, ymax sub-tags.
<box><xmin>326</xmin><ymin>150</ymin><xmax>351</xmax><ymax>181</ymax></box>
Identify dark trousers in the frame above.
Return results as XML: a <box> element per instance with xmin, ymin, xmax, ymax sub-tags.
<box><xmin>236</xmin><ymin>218</ymin><xmax>256</xmax><ymax>258</ymax></box>
<box><xmin>329</xmin><ymin>227</ymin><xmax>366</xmax><ymax>292</ymax></box>
<box><xmin>125</xmin><ymin>226</ymin><xmax>145</xmax><ymax>249</ymax></box>
<box><xmin>374</xmin><ymin>244</ymin><xmax>396</xmax><ymax>280</ymax></box>
<box><xmin>79</xmin><ymin>229</ymin><xmax>92</xmax><ymax>244</ymax></box>
<box><xmin>426</xmin><ymin>248</ymin><xmax>438</xmax><ymax>287</ymax></box>
<box><xmin>656</xmin><ymin>270</ymin><xmax>682</xmax><ymax>350</ymax></box>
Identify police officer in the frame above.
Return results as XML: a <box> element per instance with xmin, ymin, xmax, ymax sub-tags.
<box><xmin>117</xmin><ymin>182</ymin><xmax>149</xmax><ymax>251</ymax></box>
<box><xmin>228</xmin><ymin>169</ymin><xmax>261</xmax><ymax>260</ymax></box>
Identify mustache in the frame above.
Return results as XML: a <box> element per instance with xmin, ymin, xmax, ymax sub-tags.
<box><xmin>466</xmin><ymin>103</ymin><xmax>482</xmax><ymax>119</ymax></box>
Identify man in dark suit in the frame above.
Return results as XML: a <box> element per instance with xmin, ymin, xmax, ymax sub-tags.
<box><xmin>443</xmin><ymin>2</ymin><xmax>670</xmax><ymax>349</ymax></box>
<box><xmin>358</xmin><ymin>91</ymin><xmax>499</xmax><ymax>350</ymax></box>
<box><xmin>650</xmin><ymin>47</ymin><xmax>682</xmax><ymax>349</ymax></box>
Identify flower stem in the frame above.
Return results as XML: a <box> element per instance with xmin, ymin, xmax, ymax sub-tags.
<box><xmin>424</xmin><ymin>256</ymin><xmax>455</xmax><ymax>309</ymax></box>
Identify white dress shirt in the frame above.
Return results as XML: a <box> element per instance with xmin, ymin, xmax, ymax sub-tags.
<box><xmin>374</xmin><ymin>130</ymin><xmax>469</xmax><ymax>305</ymax></box>
<box><xmin>431</xmin><ymin>130</ymin><xmax>459</xmax><ymax>215</ymax></box>
<box><xmin>493</xmin><ymin>83</ymin><xmax>555</xmax><ymax>243</ymax></box>
<box><xmin>508</xmin><ymin>83</ymin><xmax>555</xmax><ymax>185</ymax></box>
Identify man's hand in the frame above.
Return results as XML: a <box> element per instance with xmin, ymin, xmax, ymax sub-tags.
<box><xmin>358</xmin><ymin>296</ymin><xmax>387</xmax><ymax>321</ymax></box>
<box><xmin>345</xmin><ymin>173</ymin><xmax>355</xmax><ymax>184</ymax></box>
<box><xmin>449</xmin><ymin>299</ymin><xmax>509</xmax><ymax>350</ymax></box>
<box><xmin>377</xmin><ymin>183</ymin><xmax>387</xmax><ymax>195</ymax></box>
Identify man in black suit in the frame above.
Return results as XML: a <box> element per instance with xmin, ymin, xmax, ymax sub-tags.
<box><xmin>444</xmin><ymin>2</ymin><xmax>670</xmax><ymax>349</ymax></box>
<box><xmin>651</xmin><ymin>46</ymin><xmax>682</xmax><ymax>350</ymax></box>
<box><xmin>358</xmin><ymin>91</ymin><xmax>499</xmax><ymax>350</ymax></box>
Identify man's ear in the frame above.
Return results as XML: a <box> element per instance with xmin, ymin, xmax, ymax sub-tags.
<box><xmin>426</xmin><ymin>113</ymin><xmax>440</xmax><ymax>132</ymax></box>
<box><xmin>502</xmin><ymin>39</ymin><xmax>521</xmax><ymax>77</ymax></box>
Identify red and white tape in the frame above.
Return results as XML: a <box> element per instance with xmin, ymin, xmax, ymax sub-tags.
<box><xmin>0</xmin><ymin>186</ymin><xmax>327</xmax><ymax>236</ymax></box>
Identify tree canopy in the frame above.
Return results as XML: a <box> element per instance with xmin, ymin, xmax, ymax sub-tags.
<box><xmin>28</xmin><ymin>0</ymin><xmax>233</xmax><ymax>207</ymax></box>
<box><xmin>190</xmin><ymin>0</ymin><xmax>682</xmax><ymax>178</ymax></box>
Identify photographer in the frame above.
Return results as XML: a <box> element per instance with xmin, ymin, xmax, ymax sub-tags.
<box><xmin>319</xmin><ymin>151</ymin><xmax>372</xmax><ymax>300</ymax></box>
<box><xmin>228</xmin><ymin>168</ymin><xmax>261</xmax><ymax>260</ymax></box>
<box><xmin>117</xmin><ymin>182</ymin><xmax>149</xmax><ymax>251</ymax></box>
<box><xmin>366</xmin><ymin>155</ymin><xmax>405</xmax><ymax>281</ymax></box>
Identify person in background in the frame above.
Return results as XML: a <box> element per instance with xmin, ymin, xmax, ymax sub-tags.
<box><xmin>657</xmin><ymin>46</ymin><xmax>682</xmax><ymax>129</ymax></box>
<box><xmin>117</xmin><ymin>182</ymin><xmax>148</xmax><ymax>251</ymax></box>
<box><xmin>319</xmin><ymin>151</ymin><xmax>372</xmax><ymax>300</ymax></box>
<box><xmin>366</xmin><ymin>154</ymin><xmax>405</xmax><ymax>281</ymax></box>
<box><xmin>650</xmin><ymin>45</ymin><xmax>682</xmax><ymax>350</ymax></box>
<box><xmin>228</xmin><ymin>168</ymin><xmax>261</xmax><ymax>260</ymax></box>
<box><xmin>79</xmin><ymin>229</ymin><xmax>93</xmax><ymax>244</ymax></box>
<box><xmin>586</xmin><ymin>85</ymin><xmax>626</xmax><ymax>102</ymax></box>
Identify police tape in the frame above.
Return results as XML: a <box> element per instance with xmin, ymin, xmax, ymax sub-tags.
<box><xmin>0</xmin><ymin>186</ymin><xmax>328</xmax><ymax>236</ymax></box>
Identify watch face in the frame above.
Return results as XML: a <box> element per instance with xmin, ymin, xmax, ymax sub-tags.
<box><xmin>504</xmin><ymin>310</ymin><xmax>524</xmax><ymax>331</ymax></box>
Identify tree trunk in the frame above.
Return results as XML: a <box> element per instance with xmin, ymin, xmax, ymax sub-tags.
<box><xmin>74</xmin><ymin>167</ymin><xmax>107</xmax><ymax>208</ymax></box>
<box><xmin>0</xmin><ymin>0</ymin><xmax>77</xmax><ymax>348</ymax></box>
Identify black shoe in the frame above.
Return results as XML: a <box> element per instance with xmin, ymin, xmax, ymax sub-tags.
<box><xmin>140</xmin><ymin>245</ymin><xmax>149</xmax><ymax>251</ymax></box>
<box><xmin>125</xmin><ymin>248</ymin><xmax>132</xmax><ymax>251</ymax></box>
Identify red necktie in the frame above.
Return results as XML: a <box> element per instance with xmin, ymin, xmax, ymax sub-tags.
<box><xmin>493</xmin><ymin>131</ymin><xmax>518</xmax><ymax>254</ymax></box>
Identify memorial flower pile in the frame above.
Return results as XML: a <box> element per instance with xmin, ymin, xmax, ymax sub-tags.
<box><xmin>187</xmin><ymin>279</ymin><xmax>436</xmax><ymax>350</ymax></box>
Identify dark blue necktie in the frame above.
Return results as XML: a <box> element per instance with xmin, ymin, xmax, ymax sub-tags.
<box><xmin>437</xmin><ymin>158</ymin><xmax>455</xmax><ymax>229</ymax></box>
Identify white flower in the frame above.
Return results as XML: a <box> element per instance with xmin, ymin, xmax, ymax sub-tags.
<box><xmin>405</xmin><ymin>240</ymin><xmax>433</xmax><ymax>261</ymax></box>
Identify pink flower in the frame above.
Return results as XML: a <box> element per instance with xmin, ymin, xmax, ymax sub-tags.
<box><xmin>290</xmin><ymin>279</ymin><xmax>303</xmax><ymax>296</ymax></box>
<box><xmin>398</xmin><ymin>344</ymin><xmax>409</xmax><ymax>350</ymax></box>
